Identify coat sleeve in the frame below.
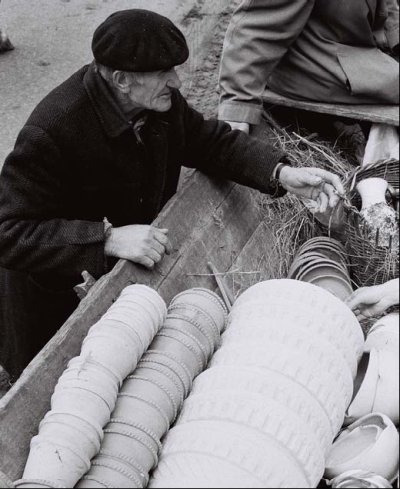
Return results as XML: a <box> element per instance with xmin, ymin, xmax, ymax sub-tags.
<box><xmin>384</xmin><ymin>0</ymin><xmax>399</xmax><ymax>51</ymax></box>
<box><xmin>218</xmin><ymin>0</ymin><xmax>316</xmax><ymax>125</ymax></box>
<box><xmin>179</xmin><ymin>94</ymin><xmax>287</xmax><ymax>196</ymax></box>
<box><xmin>0</xmin><ymin>125</ymin><xmax>106</xmax><ymax>281</ymax></box>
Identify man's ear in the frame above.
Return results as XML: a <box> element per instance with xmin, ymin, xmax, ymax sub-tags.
<box><xmin>112</xmin><ymin>71</ymin><xmax>135</xmax><ymax>93</ymax></box>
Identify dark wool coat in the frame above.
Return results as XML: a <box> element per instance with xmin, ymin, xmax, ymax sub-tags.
<box><xmin>0</xmin><ymin>62</ymin><xmax>285</xmax><ymax>379</ymax></box>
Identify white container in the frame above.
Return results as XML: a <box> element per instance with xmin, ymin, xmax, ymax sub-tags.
<box><xmin>22</xmin><ymin>437</ymin><xmax>90</xmax><ymax>488</ymax></box>
<box><xmin>122</xmin><ymin>374</ymin><xmax>178</xmax><ymax>423</ymax></box>
<box><xmin>150</xmin><ymin>333</ymin><xmax>203</xmax><ymax>378</ymax></box>
<box><xmin>80</xmin><ymin>333</ymin><xmax>138</xmax><ymax>382</ymax></box>
<box><xmin>112</xmin><ymin>393</ymin><xmax>170</xmax><ymax>438</ymax></box>
<box><xmin>346</xmin><ymin>348</ymin><xmax>399</xmax><ymax>425</ymax></box>
<box><xmin>325</xmin><ymin>413</ymin><xmax>400</xmax><ymax>482</ymax></box>
<box><xmin>76</xmin><ymin>476</ymin><xmax>110</xmax><ymax>488</ymax></box>
<box><xmin>191</xmin><ymin>365</ymin><xmax>334</xmax><ymax>450</ymax></box>
<box><xmin>119</xmin><ymin>284</ymin><xmax>167</xmax><ymax>325</ymax></box>
<box><xmin>356</xmin><ymin>178</ymin><xmax>399</xmax><ymax>249</ymax></box>
<box><xmin>161</xmin><ymin>326</ymin><xmax>209</xmax><ymax>369</ymax></box>
<box><xmin>357</xmin><ymin>179</ymin><xmax>389</xmax><ymax>210</ymax></box>
<box><xmin>230</xmin><ymin>281</ymin><xmax>364</xmax><ymax>362</ymax></box>
<box><xmin>329</xmin><ymin>470</ymin><xmax>393</xmax><ymax>488</ymax></box>
<box><xmin>365</xmin><ymin>314</ymin><xmax>399</xmax><ymax>353</ymax></box>
<box><xmin>211</xmin><ymin>344</ymin><xmax>349</xmax><ymax>434</ymax></box>
<box><xmin>39</xmin><ymin>414</ymin><xmax>101</xmax><ymax>461</ymax></box>
<box><xmin>101</xmin><ymin>308</ymin><xmax>156</xmax><ymax>347</ymax></box>
<box><xmin>144</xmin><ymin>350</ymin><xmax>193</xmax><ymax>398</ymax></box>
<box><xmin>176</xmin><ymin>393</ymin><xmax>325</xmax><ymax>484</ymax></box>
<box><xmin>164</xmin><ymin>314</ymin><xmax>217</xmax><ymax>357</ymax></box>
<box><xmin>167</xmin><ymin>304</ymin><xmax>221</xmax><ymax>343</ymax></box>
<box><xmin>170</xmin><ymin>288</ymin><xmax>227</xmax><ymax>331</ymax></box>
<box><xmin>150</xmin><ymin>280</ymin><xmax>364</xmax><ymax>489</ymax></box>
<box><xmin>82</xmin><ymin>458</ymin><xmax>141</xmax><ymax>488</ymax></box>
<box><xmin>152</xmin><ymin>420</ymin><xmax>310</xmax><ymax>488</ymax></box>
<box><xmin>89</xmin><ymin>320</ymin><xmax>144</xmax><ymax>357</ymax></box>
<box><xmin>150</xmin><ymin>454</ymin><xmax>276</xmax><ymax>488</ymax></box>
<box><xmin>14</xmin><ymin>480</ymin><xmax>64</xmax><ymax>489</ymax></box>
<box><xmin>223</xmin><ymin>320</ymin><xmax>356</xmax><ymax>379</ymax></box>
<box><xmin>101</xmin><ymin>424</ymin><xmax>159</xmax><ymax>472</ymax></box>
<box><xmin>51</xmin><ymin>385</ymin><xmax>111</xmax><ymax>428</ymax></box>
<box><xmin>133</xmin><ymin>364</ymin><xmax>185</xmax><ymax>410</ymax></box>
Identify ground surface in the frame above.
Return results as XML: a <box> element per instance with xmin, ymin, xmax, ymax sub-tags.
<box><xmin>0</xmin><ymin>0</ymin><xmax>239</xmax><ymax>168</ymax></box>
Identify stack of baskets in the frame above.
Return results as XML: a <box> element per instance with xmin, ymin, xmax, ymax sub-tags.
<box><xmin>344</xmin><ymin>158</ymin><xmax>399</xmax><ymax>287</ymax></box>
<box><xmin>77</xmin><ymin>288</ymin><xmax>227</xmax><ymax>488</ymax></box>
<box><xmin>288</xmin><ymin>237</ymin><xmax>353</xmax><ymax>301</ymax></box>
<box><xmin>150</xmin><ymin>279</ymin><xmax>364</xmax><ymax>488</ymax></box>
<box><xmin>16</xmin><ymin>285</ymin><xmax>167</xmax><ymax>489</ymax></box>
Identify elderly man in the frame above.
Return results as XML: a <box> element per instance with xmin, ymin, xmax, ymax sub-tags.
<box><xmin>219</xmin><ymin>0</ymin><xmax>399</xmax><ymax>137</ymax></box>
<box><xmin>0</xmin><ymin>9</ymin><xmax>344</xmax><ymax>380</ymax></box>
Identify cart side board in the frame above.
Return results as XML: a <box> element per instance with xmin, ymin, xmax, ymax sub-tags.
<box><xmin>0</xmin><ymin>171</ymin><xmax>265</xmax><ymax>481</ymax></box>
<box><xmin>263</xmin><ymin>88</ymin><xmax>400</xmax><ymax>126</ymax></box>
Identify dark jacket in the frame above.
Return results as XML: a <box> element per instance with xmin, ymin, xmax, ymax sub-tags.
<box><xmin>0</xmin><ymin>62</ymin><xmax>284</xmax><ymax>378</ymax></box>
<box><xmin>219</xmin><ymin>0</ymin><xmax>400</xmax><ymax>125</ymax></box>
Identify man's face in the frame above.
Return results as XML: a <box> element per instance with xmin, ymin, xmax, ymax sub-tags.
<box><xmin>125</xmin><ymin>68</ymin><xmax>182</xmax><ymax>112</ymax></box>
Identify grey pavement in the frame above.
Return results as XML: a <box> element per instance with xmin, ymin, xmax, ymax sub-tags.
<box><xmin>0</xmin><ymin>0</ymin><xmax>187</xmax><ymax>168</ymax></box>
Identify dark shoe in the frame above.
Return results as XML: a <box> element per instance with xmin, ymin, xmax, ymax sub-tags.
<box><xmin>0</xmin><ymin>363</ymin><xmax>11</xmax><ymax>397</ymax></box>
<box><xmin>333</xmin><ymin>120</ymin><xmax>367</xmax><ymax>164</ymax></box>
<box><xmin>0</xmin><ymin>29</ymin><xmax>14</xmax><ymax>53</ymax></box>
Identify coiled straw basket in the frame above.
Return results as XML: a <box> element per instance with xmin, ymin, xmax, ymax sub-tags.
<box><xmin>344</xmin><ymin>159</ymin><xmax>399</xmax><ymax>287</ymax></box>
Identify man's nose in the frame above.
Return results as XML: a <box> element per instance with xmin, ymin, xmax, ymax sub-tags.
<box><xmin>167</xmin><ymin>68</ymin><xmax>182</xmax><ymax>90</ymax></box>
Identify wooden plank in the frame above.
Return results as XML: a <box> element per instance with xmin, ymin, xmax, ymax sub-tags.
<box><xmin>0</xmin><ymin>172</ymin><xmax>263</xmax><ymax>481</ymax></box>
<box><xmin>263</xmin><ymin>88</ymin><xmax>399</xmax><ymax>126</ymax></box>
<box><xmin>223</xmin><ymin>219</ymin><xmax>280</xmax><ymax>300</ymax></box>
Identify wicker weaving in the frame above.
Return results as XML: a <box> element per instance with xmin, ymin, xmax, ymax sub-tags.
<box><xmin>344</xmin><ymin>159</ymin><xmax>399</xmax><ymax>287</ymax></box>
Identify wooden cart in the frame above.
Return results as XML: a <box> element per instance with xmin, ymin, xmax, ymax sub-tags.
<box><xmin>0</xmin><ymin>171</ymin><xmax>274</xmax><ymax>483</ymax></box>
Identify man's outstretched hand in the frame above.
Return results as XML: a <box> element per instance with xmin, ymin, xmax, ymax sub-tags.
<box><xmin>279</xmin><ymin>166</ymin><xmax>345</xmax><ymax>213</ymax></box>
<box><xmin>345</xmin><ymin>279</ymin><xmax>400</xmax><ymax>320</ymax></box>
<box><xmin>105</xmin><ymin>224</ymin><xmax>172</xmax><ymax>269</ymax></box>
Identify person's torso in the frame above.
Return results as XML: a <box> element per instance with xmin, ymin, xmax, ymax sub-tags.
<box><xmin>269</xmin><ymin>0</ymin><xmax>399</xmax><ymax>103</ymax></box>
<box><xmin>25</xmin><ymin>67</ymin><xmax>187</xmax><ymax>227</ymax></box>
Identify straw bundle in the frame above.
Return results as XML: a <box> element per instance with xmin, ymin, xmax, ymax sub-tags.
<box><xmin>252</xmin><ymin>124</ymin><xmax>354</xmax><ymax>284</ymax></box>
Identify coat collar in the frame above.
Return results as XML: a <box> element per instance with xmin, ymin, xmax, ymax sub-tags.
<box><xmin>83</xmin><ymin>61</ymin><xmax>145</xmax><ymax>138</ymax></box>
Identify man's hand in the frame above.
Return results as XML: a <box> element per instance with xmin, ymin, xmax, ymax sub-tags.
<box><xmin>345</xmin><ymin>279</ymin><xmax>400</xmax><ymax>320</ymax></box>
<box><xmin>279</xmin><ymin>166</ymin><xmax>345</xmax><ymax>213</ymax></box>
<box><xmin>225</xmin><ymin>121</ymin><xmax>250</xmax><ymax>134</ymax></box>
<box><xmin>105</xmin><ymin>225</ymin><xmax>172</xmax><ymax>269</ymax></box>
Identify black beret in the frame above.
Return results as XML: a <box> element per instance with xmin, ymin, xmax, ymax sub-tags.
<box><xmin>92</xmin><ymin>9</ymin><xmax>189</xmax><ymax>72</ymax></box>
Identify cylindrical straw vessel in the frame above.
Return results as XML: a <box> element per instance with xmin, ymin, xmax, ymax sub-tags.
<box><xmin>20</xmin><ymin>285</ymin><xmax>166</xmax><ymax>489</ymax></box>
<box><xmin>78</xmin><ymin>288</ymin><xmax>227</xmax><ymax>488</ymax></box>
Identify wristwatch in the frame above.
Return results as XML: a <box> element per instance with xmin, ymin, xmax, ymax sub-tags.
<box><xmin>270</xmin><ymin>158</ymin><xmax>292</xmax><ymax>196</ymax></box>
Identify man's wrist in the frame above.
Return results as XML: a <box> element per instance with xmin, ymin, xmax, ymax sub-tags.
<box><xmin>273</xmin><ymin>161</ymin><xmax>290</xmax><ymax>181</ymax></box>
<box><xmin>270</xmin><ymin>159</ymin><xmax>292</xmax><ymax>195</ymax></box>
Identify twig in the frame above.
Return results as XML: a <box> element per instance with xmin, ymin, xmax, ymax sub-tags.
<box><xmin>207</xmin><ymin>261</ymin><xmax>234</xmax><ymax>311</ymax></box>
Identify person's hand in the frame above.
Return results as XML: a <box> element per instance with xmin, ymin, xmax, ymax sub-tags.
<box><xmin>345</xmin><ymin>279</ymin><xmax>400</xmax><ymax>319</ymax></box>
<box><xmin>105</xmin><ymin>225</ymin><xmax>172</xmax><ymax>269</ymax></box>
<box><xmin>279</xmin><ymin>166</ymin><xmax>345</xmax><ymax>213</ymax></box>
<box><xmin>225</xmin><ymin>121</ymin><xmax>250</xmax><ymax>134</ymax></box>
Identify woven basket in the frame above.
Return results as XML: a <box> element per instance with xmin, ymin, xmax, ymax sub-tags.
<box><xmin>344</xmin><ymin>159</ymin><xmax>399</xmax><ymax>287</ymax></box>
